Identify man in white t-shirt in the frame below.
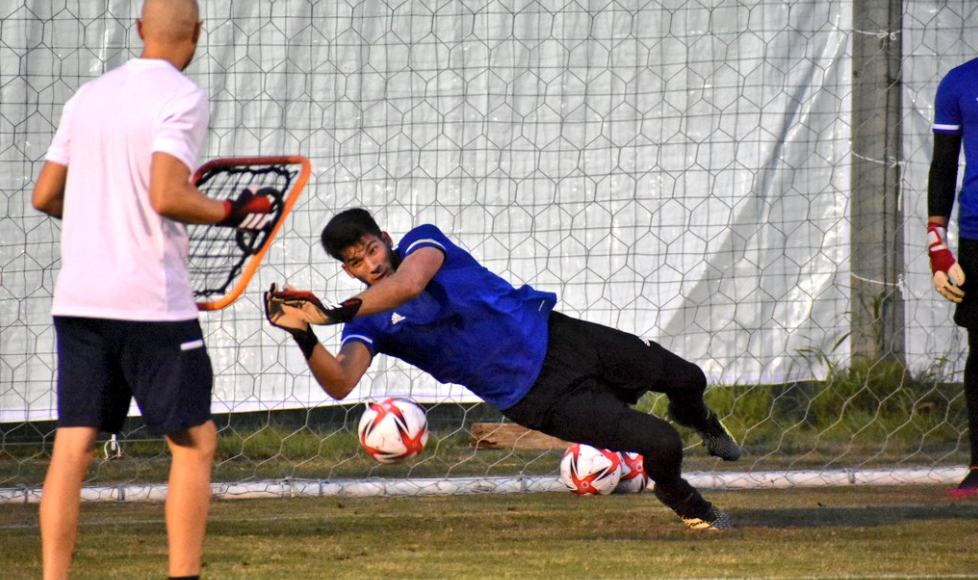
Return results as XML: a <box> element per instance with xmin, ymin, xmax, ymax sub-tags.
<box><xmin>31</xmin><ymin>1</ymin><xmax>272</xmax><ymax>578</ymax></box>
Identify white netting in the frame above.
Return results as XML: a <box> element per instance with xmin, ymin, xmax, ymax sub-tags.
<box><xmin>1</xmin><ymin>0</ymin><xmax>975</xmax><ymax>497</ymax></box>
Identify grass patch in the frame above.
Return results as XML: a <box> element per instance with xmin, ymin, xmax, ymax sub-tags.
<box><xmin>2</xmin><ymin>486</ymin><xmax>977</xmax><ymax>579</ymax></box>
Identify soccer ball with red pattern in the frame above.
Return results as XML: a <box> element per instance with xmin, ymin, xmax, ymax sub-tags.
<box><xmin>357</xmin><ymin>398</ymin><xmax>429</xmax><ymax>464</ymax></box>
<box><xmin>614</xmin><ymin>451</ymin><xmax>649</xmax><ymax>493</ymax></box>
<box><xmin>560</xmin><ymin>443</ymin><xmax>622</xmax><ymax>496</ymax></box>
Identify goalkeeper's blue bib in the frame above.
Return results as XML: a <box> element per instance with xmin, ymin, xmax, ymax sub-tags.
<box><xmin>934</xmin><ymin>57</ymin><xmax>978</xmax><ymax>239</ymax></box>
<box><xmin>341</xmin><ymin>224</ymin><xmax>556</xmax><ymax>409</ymax></box>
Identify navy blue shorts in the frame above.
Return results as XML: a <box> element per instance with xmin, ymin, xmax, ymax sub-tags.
<box><xmin>53</xmin><ymin>316</ymin><xmax>214</xmax><ymax>435</ymax></box>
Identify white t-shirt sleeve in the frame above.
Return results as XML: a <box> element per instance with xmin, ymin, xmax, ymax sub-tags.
<box><xmin>152</xmin><ymin>86</ymin><xmax>209</xmax><ymax>172</ymax></box>
<box><xmin>46</xmin><ymin>94</ymin><xmax>78</xmax><ymax>166</ymax></box>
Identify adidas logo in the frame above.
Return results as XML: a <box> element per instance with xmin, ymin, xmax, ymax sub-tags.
<box><xmin>391</xmin><ymin>312</ymin><xmax>406</xmax><ymax>325</ymax></box>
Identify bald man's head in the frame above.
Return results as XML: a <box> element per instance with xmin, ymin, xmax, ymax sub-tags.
<box><xmin>137</xmin><ymin>0</ymin><xmax>201</xmax><ymax>70</ymax></box>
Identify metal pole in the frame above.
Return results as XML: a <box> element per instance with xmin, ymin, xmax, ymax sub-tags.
<box><xmin>850</xmin><ymin>0</ymin><xmax>905</xmax><ymax>364</ymax></box>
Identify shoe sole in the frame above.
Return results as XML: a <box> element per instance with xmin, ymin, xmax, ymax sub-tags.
<box><xmin>681</xmin><ymin>510</ymin><xmax>734</xmax><ymax>531</ymax></box>
<box><xmin>682</xmin><ymin>518</ymin><xmax>730</xmax><ymax>531</ymax></box>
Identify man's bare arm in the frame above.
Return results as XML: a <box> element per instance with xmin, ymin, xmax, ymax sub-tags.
<box><xmin>32</xmin><ymin>162</ymin><xmax>68</xmax><ymax>218</ymax></box>
<box><xmin>149</xmin><ymin>151</ymin><xmax>227</xmax><ymax>224</ymax></box>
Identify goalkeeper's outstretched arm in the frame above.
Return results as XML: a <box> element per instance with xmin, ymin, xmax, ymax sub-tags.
<box><xmin>307</xmin><ymin>340</ymin><xmax>373</xmax><ymax>400</ymax></box>
<box><xmin>265</xmin><ymin>239</ymin><xmax>443</xmax><ymax>397</ymax></box>
<box><xmin>264</xmin><ymin>284</ymin><xmax>373</xmax><ymax>399</ymax></box>
<box><xmin>269</xmin><ymin>247</ymin><xmax>446</xmax><ymax>326</ymax></box>
<box><xmin>346</xmin><ymin>246</ymin><xmax>445</xmax><ymax>317</ymax></box>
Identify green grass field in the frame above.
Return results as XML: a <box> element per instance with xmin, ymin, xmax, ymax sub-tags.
<box><xmin>2</xmin><ymin>486</ymin><xmax>976</xmax><ymax>579</ymax></box>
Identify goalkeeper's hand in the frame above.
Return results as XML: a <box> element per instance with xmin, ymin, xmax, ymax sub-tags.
<box><xmin>217</xmin><ymin>185</ymin><xmax>277</xmax><ymax>229</ymax></box>
<box><xmin>266</xmin><ymin>285</ymin><xmax>362</xmax><ymax>326</ymax></box>
<box><xmin>928</xmin><ymin>221</ymin><xmax>966</xmax><ymax>303</ymax></box>
<box><xmin>264</xmin><ymin>283</ymin><xmax>321</xmax><ymax>359</ymax></box>
<box><xmin>264</xmin><ymin>283</ymin><xmax>313</xmax><ymax>336</ymax></box>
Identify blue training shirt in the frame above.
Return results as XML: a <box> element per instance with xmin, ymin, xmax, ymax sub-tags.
<box><xmin>934</xmin><ymin>57</ymin><xmax>978</xmax><ymax>239</ymax></box>
<box><xmin>341</xmin><ymin>224</ymin><xmax>557</xmax><ymax>409</ymax></box>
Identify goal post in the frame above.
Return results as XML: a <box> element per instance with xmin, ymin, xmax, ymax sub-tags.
<box><xmin>1</xmin><ymin>0</ymin><xmax>977</xmax><ymax>500</ymax></box>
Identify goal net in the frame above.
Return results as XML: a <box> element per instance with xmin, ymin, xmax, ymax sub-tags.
<box><xmin>1</xmin><ymin>0</ymin><xmax>976</xmax><ymax>500</ymax></box>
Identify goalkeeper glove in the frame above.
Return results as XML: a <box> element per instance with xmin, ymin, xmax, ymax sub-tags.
<box><xmin>218</xmin><ymin>185</ymin><xmax>276</xmax><ymax>229</ymax></box>
<box><xmin>264</xmin><ymin>283</ymin><xmax>319</xmax><ymax>359</ymax></box>
<box><xmin>267</xmin><ymin>286</ymin><xmax>362</xmax><ymax>326</ymax></box>
<box><xmin>928</xmin><ymin>221</ymin><xmax>966</xmax><ymax>303</ymax></box>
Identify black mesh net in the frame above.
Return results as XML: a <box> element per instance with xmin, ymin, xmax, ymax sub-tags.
<box><xmin>189</xmin><ymin>162</ymin><xmax>298</xmax><ymax>300</ymax></box>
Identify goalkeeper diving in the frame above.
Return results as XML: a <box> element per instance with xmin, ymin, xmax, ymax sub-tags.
<box><xmin>265</xmin><ymin>208</ymin><xmax>742</xmax><ymax>530</ymax></box>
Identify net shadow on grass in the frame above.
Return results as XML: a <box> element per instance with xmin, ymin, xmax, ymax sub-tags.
<box><xmin>730</xmin><ymin>502</ymin><xmax>978</xmax><ymax>529</ymax></box>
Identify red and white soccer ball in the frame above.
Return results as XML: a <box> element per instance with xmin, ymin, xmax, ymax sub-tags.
<box><xmin>560</xmin><ymin>443</ymin><xmax>623</xmax><ymax>496</ymax></box>
<box><xmin>357</xmin><ymin>398</ymin><xmax>429</xmax><ymax>464</ymax></box>
<box><xmin>614</xmin><ymin>451</ymin><xmax>649</xmax><ymax>494</ymax></box>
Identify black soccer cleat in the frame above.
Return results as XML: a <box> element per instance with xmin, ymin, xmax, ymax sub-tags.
<box><xmin>653</xmin><ymin>484</ymin><xmax>734</xmax><ymax>531</ymax></box>
<box><xmin>678</xmin><ymin>506</ymin><xmax>734</xmax><ymax>531</ymax></box>
<box><xmin>668</xmin><ymin>402</ymin><xmax>742</xmax><ymax>461</ymax></box>
<box><xmin>948</xmin><ymin>465</ymin><xmax>978</xmax><ymax>499</ymax></box>
<box><xmin>700</xmin><ymin>412</ymin><xmax>742</xmax><ymax>462</ymax></box>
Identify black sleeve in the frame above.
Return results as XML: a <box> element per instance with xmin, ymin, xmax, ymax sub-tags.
<box><xmin>928</xmin><ymin>132</ymin><xmax>963</xmax><ymax>219</ymax></box>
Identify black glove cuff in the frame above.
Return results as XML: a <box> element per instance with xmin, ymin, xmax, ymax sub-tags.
<box><xmin>290</xmin><ymin>327</ymin><xmax>320</xmax><ymax>360</ymax></box>
<box><xmin>331</xmin><ymin>297</ymin><xmax>363</xmax><ymax>324</ymax></box>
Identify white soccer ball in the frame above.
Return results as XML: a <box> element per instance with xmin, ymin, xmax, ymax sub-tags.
<box><xmin>614</xmin><ymin>451</ymin><xmax>649</xmax><ymax>494</ymax></box>
<box><xmin>560</xmin><ymin>443</ymin><xmax>622</xmax><ymax>496</ymax></box>
<box><xmin>357</xmin><ymin>398</ymin><xmax>429</xmax><ymax>464</ymax></box>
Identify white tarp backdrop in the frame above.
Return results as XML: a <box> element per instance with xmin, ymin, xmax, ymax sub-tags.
<box><xmin>1</xmin><ymin>0</ymin><xmax>975</xmax><ymax>421</ymax></box>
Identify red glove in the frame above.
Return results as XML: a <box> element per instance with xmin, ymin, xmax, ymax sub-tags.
<box><xmin>928</xmin><ymin>221</ymin><xmax>965</xmax><ymax>303</ymax></box>
<box><xmin>217</xmin><ymin>186</ymin><xmax>276</xmax><ymax>229</ymax></box>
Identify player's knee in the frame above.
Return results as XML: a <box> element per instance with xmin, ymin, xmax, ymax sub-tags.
<box><xmin>52</xmin><ymin>427</ymin><xmax>99</xmax><ymax>465</ymax></box>
<box><xmin>668</xmin><ymin>361</ymin><xmax>706</xmax><ymax>394</ymax></box>
<box><xmin>653</xmin><ymin>425</ymin><xmax>684</xmax><ymax>463</ymax></box>
<box><xmin>167</xmin><ymin>421</ymin><xmax>217</xmax><ymax>459</ymax></box>
<box><xmin>644</xmin><ymin>343</ymin><xmax>707</xmax><ymax>395</ymax></box>
<box><xmin>642</xmin><ymin>427</ymin><xmax>684</xmax><ymax>482</ymax></box>
<box><xmin>616</xmin><ymin>414</ymin><xmax>683</xmax><ymax>471</ymax></box>
<box><xmin>197</xmin><ymin>430</ymin><xmax>218</xmax><ymax>460</ymax></box>
<box><xmin>691</xmin><ymin>363</ymin><xmax>707</xmax><ymax>388</ymax></box>
<box><xmin>59</xmin><ymin>442</ymin><xmax>97</xmax><ymax>467</ymax></box>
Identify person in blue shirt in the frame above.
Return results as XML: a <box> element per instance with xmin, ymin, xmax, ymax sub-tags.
<box><xmin>264</xmin><ymin>208</ymin><xmax>741</xmax><ymax>529</ymax></box>
<box><xmin>928</xmin><ymin>58</ymin><xmax>978</xmax><ymax>498</ymax></box>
